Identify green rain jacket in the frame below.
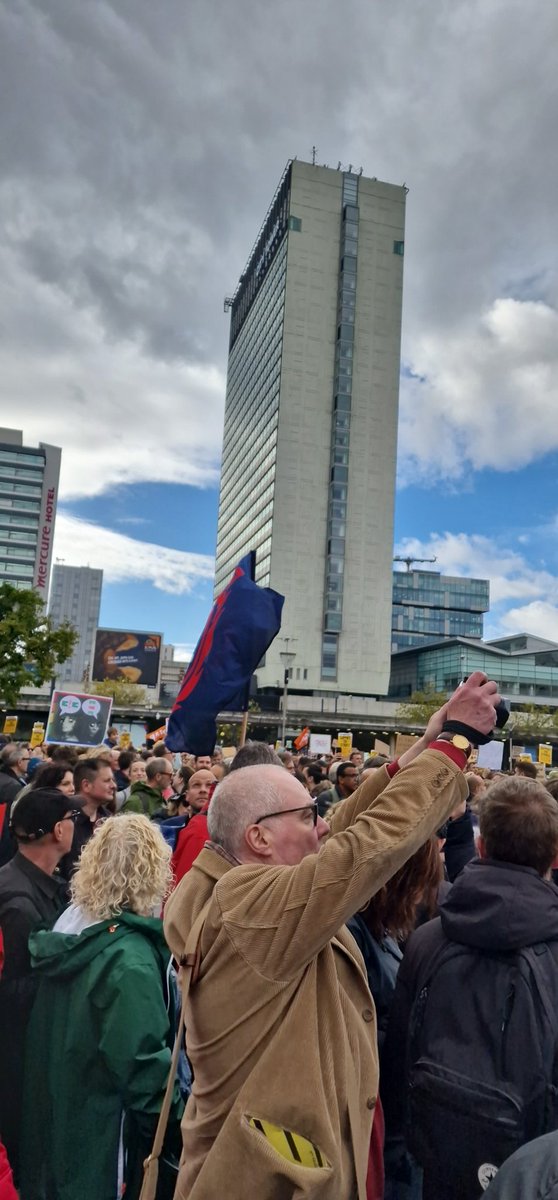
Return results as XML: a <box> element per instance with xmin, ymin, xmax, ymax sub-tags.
<box><xmin>121</xmin><ymin>781</ymin><xmax>163</xmax><ymax>818</ymax></box>
<box><xmin>20</xmin><ymin>912</ymin><xmax>182</xmax><ymax>1200</ymax></box>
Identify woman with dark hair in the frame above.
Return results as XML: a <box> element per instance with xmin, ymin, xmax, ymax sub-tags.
<box><xmin>171</xmin><ymin>764</ymin><xmax>194</xmax><ymax>798</ymax></box>
<box><xmin>28</xmin><ymin>762</ymin><xmax>74</xmax><ymax>796</ymax></box>
<box><xmin>348</xmin><ymin>836</ymin><xmax>442</xmax><ymax>1048</ymax></box>
<box><xmin>348</xmin><ymin>837</ymin><xmax>443</xmax><ymax>1200</ymax></box>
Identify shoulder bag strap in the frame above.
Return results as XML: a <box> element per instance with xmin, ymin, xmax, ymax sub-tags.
<box><xmin>344</xmin><ymin>1033</ymin><xmax>369</xmax><ymax>1200</ymax></box>
<box><xmin>140</xmin><ymin>897</ymin><xmax>212</xmax><ymax>1200</ymax></box>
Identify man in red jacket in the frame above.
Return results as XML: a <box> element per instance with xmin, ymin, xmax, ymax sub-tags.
<box><xmin>171</xmin><ymin>770</ymin><xmax>216</xmax><ymax>885</ymax></box>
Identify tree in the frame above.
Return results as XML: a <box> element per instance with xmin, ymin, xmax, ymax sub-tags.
<box><xmin>217</xmin><ymin>701</ymin><xmax>261</xmax><ymax>746</ymax></box>
<box><xmin>0</xmin><ymin>582</ymin><xmax>77</xmax><ymax>707</ymax></box>
<box><xmin>508</xmin><ymin>704</ymin><xmax>558</xmax><ymax>740</ymax></box>
<box><xmin>216</xmin><ymin>721</ymin><xmax>240</xmax><ymax>746</ymax></box>
<box><xmin>395</xmin><ymin>689</ymin><xmax>450</xmax><ymax>727</ymax></box>
<box><xmin>90</xmin><ymin>678</ymin><xmax>147</xmax><ymax>707</ymax></box>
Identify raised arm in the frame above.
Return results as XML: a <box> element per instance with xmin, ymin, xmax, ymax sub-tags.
<box><xmin>219</xmin><ymin>674</ymin><xmax>500</xmax><ymax>980</ymax></box>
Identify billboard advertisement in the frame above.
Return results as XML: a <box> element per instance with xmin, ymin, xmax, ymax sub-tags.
<box><xmin>92</xmin><ymin>629</ymin><xmax>162</xmax><ymax>688</ymax></box>
<box><xmin>45</xmin><ymin>690</ymin><xmax>113</xmax><ymax>748</ymax></box>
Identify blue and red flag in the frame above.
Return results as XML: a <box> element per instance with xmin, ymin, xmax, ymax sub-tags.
<box><xmin>166</xmin><ymin>554</ymin><xmax>284</xmax><ymax>754</ymax></box>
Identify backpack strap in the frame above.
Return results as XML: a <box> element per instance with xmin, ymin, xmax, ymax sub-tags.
<box><xmin>409</xmin><ymin>936</ymin><xmax>472</xmax><ymax>1053</ymax></box>
<box><xmin>520</xmin><ymin>943</ymin><xmax>558</xmax><ymax>1028</ymax></box>
<box><xmin>139</xmin><ymin>897</ymin><xmax>212</xmax><ymax>1200</ymax></box>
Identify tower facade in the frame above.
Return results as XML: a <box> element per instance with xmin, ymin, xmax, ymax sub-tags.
<box><xmin>0</xmin><ymin>427</ymin><xmax>61</xmax><ymax>600</ymax></box>
<box><xmin>48</xmin><ymin>564</ymin><xmax>103</xmax><ymax>684</ymax></box>
<box><xmin>215</xmin><ymin>161</ymin><xmax>406</xmax><ymax>695</ymax></box>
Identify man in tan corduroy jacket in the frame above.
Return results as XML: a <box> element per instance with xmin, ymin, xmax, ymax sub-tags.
<box><xmin>164</xmin><ymin>673</ymin><xmax>501</xmax><ymax>1199</ymax></box>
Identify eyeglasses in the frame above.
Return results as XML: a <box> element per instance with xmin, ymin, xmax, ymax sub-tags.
<box><xmin>60</xmin><ymin>810</ymin><xmax>81</xmax><ymax>825</ymax></box>
<box><xmin>254</xmin><ymin>801</ymin><xmax>319</xmax><ymax>827</ymax></box>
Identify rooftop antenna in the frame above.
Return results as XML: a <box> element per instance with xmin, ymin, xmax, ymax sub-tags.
<box><xmin>393</xmin><ymin>555</ymin><xmax>437</xmax><ymax>572</ymax></box>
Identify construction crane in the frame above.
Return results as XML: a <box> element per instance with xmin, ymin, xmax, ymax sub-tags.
<box><xmin>393</xmin><ymin>555</ymin><xmax>437</xmax><ymax>572</ymax></box>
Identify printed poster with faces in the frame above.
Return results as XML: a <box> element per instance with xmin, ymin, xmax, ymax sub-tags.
<box><xmin>45</xmin><ymin>690</ymin><xmax>113</xmax><ymax>748</ymax></box>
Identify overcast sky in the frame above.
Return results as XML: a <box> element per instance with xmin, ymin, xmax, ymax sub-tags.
<box><xmin>2</xmin><ymin>0</ymin><xmax>558</xmax><ymax>654</ymax></box>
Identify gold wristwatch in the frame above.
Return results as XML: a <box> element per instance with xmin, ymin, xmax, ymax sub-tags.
<box><xmin>436</xmin><ymin>732</ymin><xmax>471</xmax><ymax>756</ymax></box>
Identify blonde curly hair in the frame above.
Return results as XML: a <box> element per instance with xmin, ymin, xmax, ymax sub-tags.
<box><xmin>70</xmin><ymin>814</ymin><xmax>172</xmax><ymax>920</ymax></box>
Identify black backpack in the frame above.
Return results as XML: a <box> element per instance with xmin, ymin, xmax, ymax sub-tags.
<box><xmin>407</xmin><ymin>939</ymin><xmax>558</xmax><ymax>1199</ymax></box>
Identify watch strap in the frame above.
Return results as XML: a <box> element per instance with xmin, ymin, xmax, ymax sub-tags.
<box><xmin>442</xmin><ymin>719</ymin><xmax>493</xmax><ymax>746</ymax></box>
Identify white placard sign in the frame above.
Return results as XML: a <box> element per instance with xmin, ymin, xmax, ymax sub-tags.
<box><xmin>476</xmin><ymin>741</ymin><xmax>505</xmax><ymax>770</ymax></box>
<box><xmin>309</xmin><ymin>733</ymin><xmax>332</xmax><ymax>756</ymax></box>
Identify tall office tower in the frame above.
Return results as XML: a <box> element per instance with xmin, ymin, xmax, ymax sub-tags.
<box><xmin>215</xmin><ymin>160</ymin><xmax>406</xmax><ymax>695</ymax></box>
<box><xmin>391</xmin><ymin>569</ymin><xmax>490</xmax><ymax>652</ymax></box>
<box><xmin>48</xmin><ymin>564</ymin><xmax>103</xmax><ymax>683</ymax></box>
<box><xmin>0</xmin><ymin>427</ymin><xmax>61</xmax><ymax>599</ymax></box>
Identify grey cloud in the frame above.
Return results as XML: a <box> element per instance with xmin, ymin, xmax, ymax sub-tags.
<box><xmin>1</xmin><ymin>0</ymin><xmax>558</xmax><ymax>494</ymax></box>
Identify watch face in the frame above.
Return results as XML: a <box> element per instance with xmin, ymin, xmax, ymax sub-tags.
<box><xmin>452</xmin><ymin>734</ymin><xmax>470</xmax><ymax>751</ymax></box>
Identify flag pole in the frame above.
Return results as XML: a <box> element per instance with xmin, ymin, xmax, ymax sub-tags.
<box><xmin>239</xmin><ymin>709</ymin><xmax>249</xmax><ymax>748</ymax></box>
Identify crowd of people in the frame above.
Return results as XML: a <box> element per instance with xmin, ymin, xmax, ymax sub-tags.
<box><xmin>2</xmin><ymin>679</ymin><xmax>558</xmax><ymax>1198</ymax></box>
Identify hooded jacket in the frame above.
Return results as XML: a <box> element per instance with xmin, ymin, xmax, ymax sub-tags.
<box><xmin>381</xmin><ymin>858</ymin><xmax>558</xmax><ymax>1136</ymax></box>
<box><xmin>121</xmin><ymin>779</ymin><xmax>162</xmax><ymax>818</ymax></box>
<box><xmin>19</xmin><ymin>911</ymin><xmax>181</xmax><ymax>1200</ymax></box>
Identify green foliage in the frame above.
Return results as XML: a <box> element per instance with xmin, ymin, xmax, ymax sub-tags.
<box><xmin>395</xmin><ymin>689</ymin><xmax>450</xmax><ymax>725</ymax></box>
<box><xmin>216</xmin><ymin>721</ymin><xmax>240</xmax><ymax>746</ymax></box>
<box><xmin>90</xmin><ymin>678</ymin><xmax>147</xmax><ymax>707</ymax></box>
<box><xmin>509</xmin><ymin>703</ymin><xmax>558</xmax><ymax>738</ymax></box>
<box><xmin>0</xmin><ymin>582</ymin><xmax>77</xmax><ymax>707</ymax></box>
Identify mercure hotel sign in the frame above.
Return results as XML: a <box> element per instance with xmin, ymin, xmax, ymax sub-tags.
<box><xmin>33</xmin><ymin>443</ymin><xmax>61</xmax><ymax>597</ymax></box>
<box><xmin>35</xmin><ymin>486</ymin><xmax>56</xmax><ymax>592</ymax></box>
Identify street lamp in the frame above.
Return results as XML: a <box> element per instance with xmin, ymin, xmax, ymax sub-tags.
<box><xmin>279</xmin><ymin>639</ymin><xmax>296</xmax><ymax>747</ymax></box>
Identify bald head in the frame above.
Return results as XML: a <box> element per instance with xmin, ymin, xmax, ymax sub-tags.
<box><xmin>207</xmin><ymin>765</ymin><xmax>307</xmax><ymax>859</ymax></box>
<box><xmin>186</xmin><ymin>768</ymin><xmax>215</xmax><ymax>812</ymax></box>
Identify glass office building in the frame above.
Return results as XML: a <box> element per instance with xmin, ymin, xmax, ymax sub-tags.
<box><xmin>389</xmin><ymin>633</ymin><xmax>558</xmax><ymax>702</ymax></box>
<box><xmin>0</xmin><ymin>427</ymin><xmax>61</xmax><ymax>601</ymax></box>
<box><xmin>215</xmin><ymin>160</ymin><xmax>406</xmax><ymax>695</ymax></box>
<box><xmin>391</xmin><ymin>569</ymin><xmax>489</xmax><ymax>651</ymax></box>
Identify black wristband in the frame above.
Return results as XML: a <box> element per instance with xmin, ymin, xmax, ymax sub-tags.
<box><xmin>442</xmin><ymin>719</ymin><xmax>493</xmax><ymax>747</ymax></box>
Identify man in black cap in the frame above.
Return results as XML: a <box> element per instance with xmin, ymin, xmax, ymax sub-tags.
<box><xmin>0</xmin><ymin>788</ymin><xmax>75</xmax><ymax>1181</ymax></box>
